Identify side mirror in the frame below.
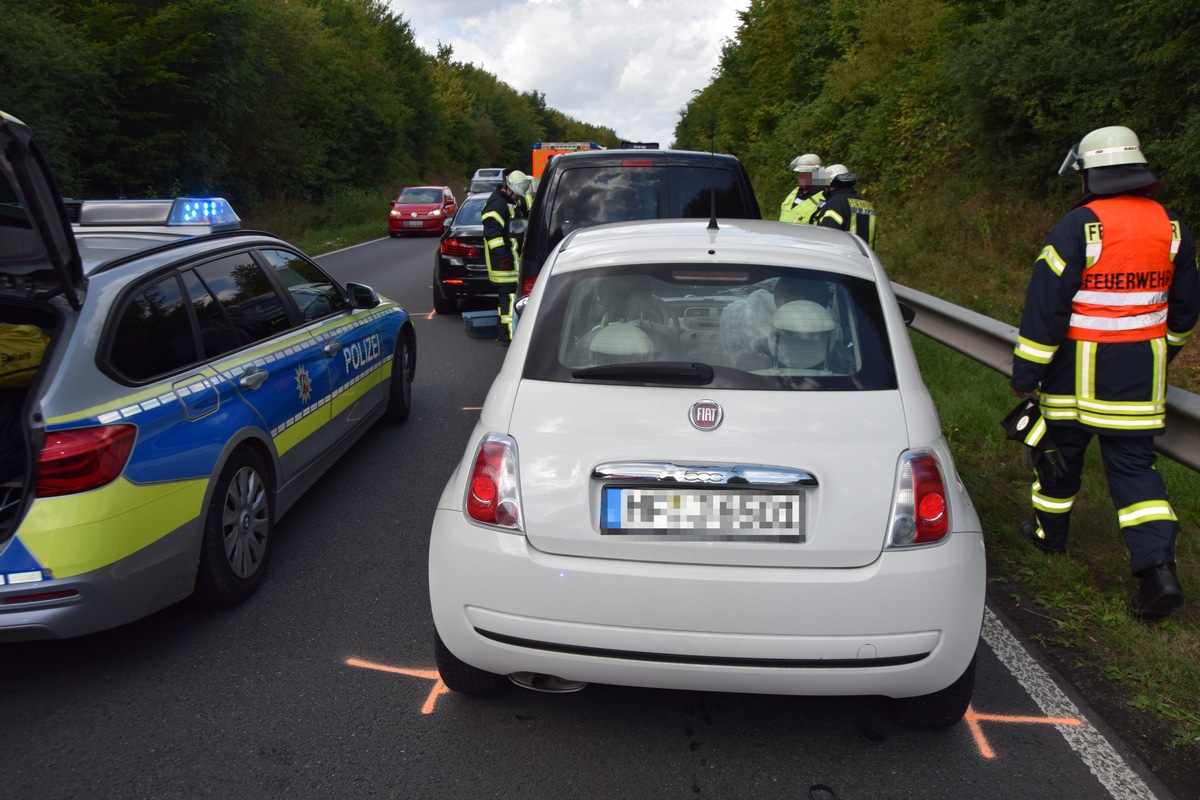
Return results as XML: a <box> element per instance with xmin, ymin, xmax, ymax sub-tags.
<box><xmin>510</xmin><ymin>218</ymin><xmax>527</xmax><ymax>237</ymax></box>
<box><xmin>347</xmin><ymin>282</ymin><xmax>380</xmax><ymax>309</ymax></box>
<box><xmin>898</xmin><ymin>301</ymin><xmax>916</xmax><ymax>327</ymax></box>
<box><xmin>514</xmin><ymin>294</ymin><xmax>529</xmax><ymax>319</ymax></box>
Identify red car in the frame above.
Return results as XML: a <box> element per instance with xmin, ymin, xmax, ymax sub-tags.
<box><xmin>388</xmin><ymin>185</ymin><xmax>457</xmax><ymax>236</ymax></box>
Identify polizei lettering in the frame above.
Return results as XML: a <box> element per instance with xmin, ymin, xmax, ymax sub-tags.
<box><xmin>343</xmin><ymin>333</ymin><xmax>381</xmax><ymax>373</ymax></box>
<box><xmin>1080</xmin><ymin>269</ymin><xmax>1173</xmax><ymax>291</ymax></box>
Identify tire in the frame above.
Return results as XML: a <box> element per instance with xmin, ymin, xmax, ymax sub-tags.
<box><xmin>381</xmin><ymin>331</ymin><xmax>413</xmax><ymax>423</ymax></box>
<box><xmin>434</xmin><ymin>629</ymin><xmax>509</xmax><ymax>696</ymax></box>
<box><xmin>194</xmin><ymin>448</ymin><xmax>274</xmax><ymax>605</ymax></box>
<box><xmin>432</xmin><ymin>281</ymin><xmax>457</xmax><ymax>315</ymax></box>
<box><xmin>892</xmin><ymin>653</ymin><xmax>976</xmax><ymax>728</ymax></box>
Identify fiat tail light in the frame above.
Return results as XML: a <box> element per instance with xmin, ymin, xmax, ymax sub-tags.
<box><xmin>886</xmin><ymin>450</ymin><xmax>950</xmax><ymax>546</ymax></box>
<box><xmin>36</xmin><ymin>425</ymin><xmax>137</xmax><ymax>497</ymax></box>
<box><xmin>465</xmin><ymin>434</ymin><xmax>523</xmax><ymax>531</ymax></box>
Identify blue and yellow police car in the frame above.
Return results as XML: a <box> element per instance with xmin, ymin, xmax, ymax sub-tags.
<box><xmin>0</xmin><ymin>111</ymin><xmax>416</xmax><ymax>640</ymax></box>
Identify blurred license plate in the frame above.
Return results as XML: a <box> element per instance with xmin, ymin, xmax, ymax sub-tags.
<box><xmin>403</xmin><ymin>220</ymin><xmax>425</xmax><ymax>227</ymax></box>
<box><xmin>600</xmin><ymin>487</ymin><xmax>804</xmax><ymax>542</ymax></box>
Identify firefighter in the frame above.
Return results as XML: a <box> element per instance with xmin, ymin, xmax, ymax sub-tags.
<box><xmin>779</xmin><ymin>153</ymin><xmax>825</xmax><ymax>225</ymax></box>
<box><xmin>482</xmin><ymin>168</ymin><xmax>531</xmax><ymax>343</ymax></box>
<box><xmin>1011</xmin><ymin>125</ymin><xmax>1200</xmax><ymax>620</ymax></box>
<box><xmin>522</xmin><ymin>175</ymin><xmax>539</xmax><ymax>217</ymax></box>
<box><xmin>814</xmin><ymin>165</ymin><xmax>876</xmax><ymax>248</ymax></box>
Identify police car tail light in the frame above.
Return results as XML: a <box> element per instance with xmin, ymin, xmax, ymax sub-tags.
<box><xmin>442</xmin><ymin>238</ymin><xmax>478</xmax><ymax>258</ymax></box>
<box><xmin>886</xmin><ymin>451</ymin><xmax>950</xmax><ymax>547</ymax></box>
<box><xmin>35</xmin><ymin>425</ymin><xmax>137</xmax><ymax>498</ymax></box>
<box><xmin>465</xmin><ymin>435</ymin><xmax>523</xmax><ymax>531</ymax></box>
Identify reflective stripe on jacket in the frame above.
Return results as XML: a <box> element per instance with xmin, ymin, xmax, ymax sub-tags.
<box><xmin>1066</xmin><ymin>196</ymin><xmax>1175</xmax><ymax>342</ymax></box>
<box><xmin>482</xmin><ymin>190</ymin><xmax>519</xmax><ymax>284</ymax></box>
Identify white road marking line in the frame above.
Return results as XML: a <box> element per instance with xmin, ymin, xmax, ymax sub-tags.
<box><xmin>982</xmin><ymin>607</ymin><xmax>1161</xmax><ymax>799</ymax></box>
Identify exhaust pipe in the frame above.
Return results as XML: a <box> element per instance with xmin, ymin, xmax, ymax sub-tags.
<box><xmin>508</xmin><ymin>672</ymin><xmax>587</xmax><ymax>693</ymax></box>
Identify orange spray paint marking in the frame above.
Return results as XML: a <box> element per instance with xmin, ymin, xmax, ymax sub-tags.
<box><xmin>964</xmin><ymin>704</ymin><xmax>1082</xmax><ymax>759</ymax></box>
<box><xmin>346</xmin><ymin>657</ymin><xmax>449</xmax><ymax>715</ymax></box>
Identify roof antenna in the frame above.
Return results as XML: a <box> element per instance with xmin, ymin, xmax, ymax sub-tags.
<box><xmin>707</xmin><ymin>122</ymin><xmax>718</xmax><ymax>231</ymax></box>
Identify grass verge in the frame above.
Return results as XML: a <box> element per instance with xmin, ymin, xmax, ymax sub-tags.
<box><xmin>244</xmin><ymin>186</ymin><xmax>393</xmax><ymax>254</ymax></box>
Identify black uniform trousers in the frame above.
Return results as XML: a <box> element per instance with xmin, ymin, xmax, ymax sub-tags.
<box><xmin>1034</xmin><ymin>423</ymin><xmax>1176</xmax><ymax>574</ymax></box>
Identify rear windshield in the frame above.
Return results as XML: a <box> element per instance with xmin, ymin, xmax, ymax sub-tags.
<box><xmin>454</xmin><ymin>195</ymin><xmax>487</xmax><ymax>227</ymax></box>
<box><xmin>523</xmin><ymin>264</ymin><xmax>897</xmax><ymax>391</ymax></box>
<box><xmin>469</xmin><ymin>179</ymin><xmax>501</xmax><ymax>194</ymax></box>
<box><xmin>545</xmin><ymin>165</ymin><xmax>748</xmax><ymax>253</ymax></box>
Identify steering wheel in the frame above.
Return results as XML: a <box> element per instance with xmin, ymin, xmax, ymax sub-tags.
<box><xmin>642</xmin><ymin>297</ymin><xmax>680</xmax><ymax>333</ymax></box>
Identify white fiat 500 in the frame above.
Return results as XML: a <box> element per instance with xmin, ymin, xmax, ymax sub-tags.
<box><xmin>428</xmin><ymin>218</ymin><xmax>985</xmax><ymax>727</ymax></box>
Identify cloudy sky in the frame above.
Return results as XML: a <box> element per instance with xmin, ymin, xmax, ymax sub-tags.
<box><xmin>391</xmin><ymin>0</ymin><xmax>751</xmax><ymax>149</ymax></box>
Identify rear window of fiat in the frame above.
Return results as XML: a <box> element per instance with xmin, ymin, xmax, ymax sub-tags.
<box><xmin>523</xmin><ymin>264</ymin><xmax>897</xmax><ymax>391</ymax></box>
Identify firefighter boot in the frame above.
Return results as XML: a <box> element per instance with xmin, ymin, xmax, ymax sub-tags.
<box><xmin>1128</xmin><ymin>562</ymin><xmax>1184</xmax><ymax>620</ymax></box>
<box><xmin>1018</xmin><ymin>521</ymin><xmax>1066</xmax><ymax>555</ymax></box>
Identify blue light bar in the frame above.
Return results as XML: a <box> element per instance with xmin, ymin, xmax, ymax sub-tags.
<box><xmin>168</xmin><ymin>197</ymin><xmax>240</xmax><ymax>229</ymax></box>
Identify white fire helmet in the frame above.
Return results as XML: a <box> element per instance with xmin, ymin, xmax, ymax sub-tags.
<box><xmin>1058</xmin><ymin>126</ymin><xmax>1146</xmax><ymax>176</ymax></box>
<box><xmin>504</xmin><ymin>169</ymin><xmax>532</xmax><ymax>197</ymax></box>
<box><xmin>788</xmin><ymin>153</ymin><xmax>822</xmax><ymax>173</ymax></box>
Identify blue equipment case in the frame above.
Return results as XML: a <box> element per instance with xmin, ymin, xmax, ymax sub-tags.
<box><xmin>462</xmin><ymin>309</ymin><xmax>499</xmax><ymax>338</ymax></box>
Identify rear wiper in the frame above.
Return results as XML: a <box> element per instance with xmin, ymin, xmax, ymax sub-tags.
<box><xmin>571</xmin><ymin>361</ymin><xmax>715</xmax><ymax>385</ymax></box>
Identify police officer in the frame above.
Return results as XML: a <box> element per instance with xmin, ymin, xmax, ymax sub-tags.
<box><xmin>482</xmin><ymin>168</ymin><xmax>531</xmax><ymax>343</ymax></box>
<box><xmin>779</xmin><ymin>153</ymin><xmax>825</xmax><ymax>225</ymax></box>
<box><xmin>1011</xmin><ymin>125</ymin><xmax>1200</xmax><ymax>620</ymax></box>
<box><xmin>814</xmin><ymin>164</ymin><xmax>876</xmax><ymax>248</ymax></box>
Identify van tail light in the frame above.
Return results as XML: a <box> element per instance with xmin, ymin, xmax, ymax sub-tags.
<box><xmin>519</xmin><ymin>276</ymin><xmax>536</xmax><ymax>298</ymax></box>
<box><xmin>441</xmin><ymin>238</ymin><xmax>478</xmax><ymax>258</ymax></box>
<box><xmin>36</xmin><ymin>425</ymin><xmax>137</xmax><ymax>498</ymax></box>
<box><xmin>464</xmin><ymin>434</ymin><xmax>523</xmax><ymax>531</ymax></box>
<box><xmin>886</xmin><ymin>451</ymin><xmax>950</xmax><ymax>546</ymax></box>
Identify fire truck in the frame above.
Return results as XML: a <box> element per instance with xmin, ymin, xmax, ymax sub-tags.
<box><xmin>530</xmin><ymin>141</ymin><xmax>603</xmax><ymax>179</ymax></box>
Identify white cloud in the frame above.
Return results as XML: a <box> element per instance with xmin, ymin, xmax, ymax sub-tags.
<box><xmin>392</xmin><ymin>0</ymin><xmax>749</xmax><ymax>149</ymax></box>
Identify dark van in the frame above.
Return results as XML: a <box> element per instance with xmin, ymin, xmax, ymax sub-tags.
<box><xmin>517</xmin><ymin>149</ymin><xmax>761</xmax><ymax>297</ymax></box>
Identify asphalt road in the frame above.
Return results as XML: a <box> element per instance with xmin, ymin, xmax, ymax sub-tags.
<box><xmin>0</xmin><ymin>234</ymin><xmax>1180</xmax><ymax>799</ymax></box>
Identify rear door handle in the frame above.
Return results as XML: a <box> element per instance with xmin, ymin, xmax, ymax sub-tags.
<box><xmin>324</xmin><ymin>340</ymin><xmax>342</xmax><ymax>357</ymax></box>
<box><xmin>239</xmin><ymin>366</ymin><xmax>269</xmax><ymax>391</ymax></box>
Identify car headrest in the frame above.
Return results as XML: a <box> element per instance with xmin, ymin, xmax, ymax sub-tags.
<box><xmin>589</xmin><ymin>322</ymin><xmax>654</xmax><ymax>358</ymax></box>
<box><xmin>771</xmin><ymin>300</ymin><xmax>836</xmax><ymax>334</ymax></box>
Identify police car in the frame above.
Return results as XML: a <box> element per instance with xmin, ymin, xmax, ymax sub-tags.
<box><xmin>0</xmin><ymin>111</ymin><xmax>416</xmax><ymax>640</ymax></box>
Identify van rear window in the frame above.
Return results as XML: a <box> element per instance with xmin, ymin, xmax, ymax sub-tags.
<box><xmin>545</xmin><ymin>166</ymin><xmax>747</xmax><ymax>253</ymax></box>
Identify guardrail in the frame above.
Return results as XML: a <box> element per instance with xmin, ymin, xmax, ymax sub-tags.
<box><xmin>893</xmin><ymin>283</ymin><xmax>1200</xmax><ymax>473</ymax></box>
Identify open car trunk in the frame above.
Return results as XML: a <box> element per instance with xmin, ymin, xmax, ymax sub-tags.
<box><xmin>0</xmin><ymin>303</ymin><xmax>56</xmax><ymax>540</ymax></box>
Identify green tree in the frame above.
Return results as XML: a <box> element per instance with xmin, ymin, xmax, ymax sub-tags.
<box><xmin>0</xmin><ymin>0</ymin><xmax>111</xmax><ymax>194</ymax></box>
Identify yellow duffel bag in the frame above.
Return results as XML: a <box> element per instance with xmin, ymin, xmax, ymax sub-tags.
<box><xmin>0</xmin><ymin>323</ymin><xmax>48</xmax><ymax>388</ymax></box>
